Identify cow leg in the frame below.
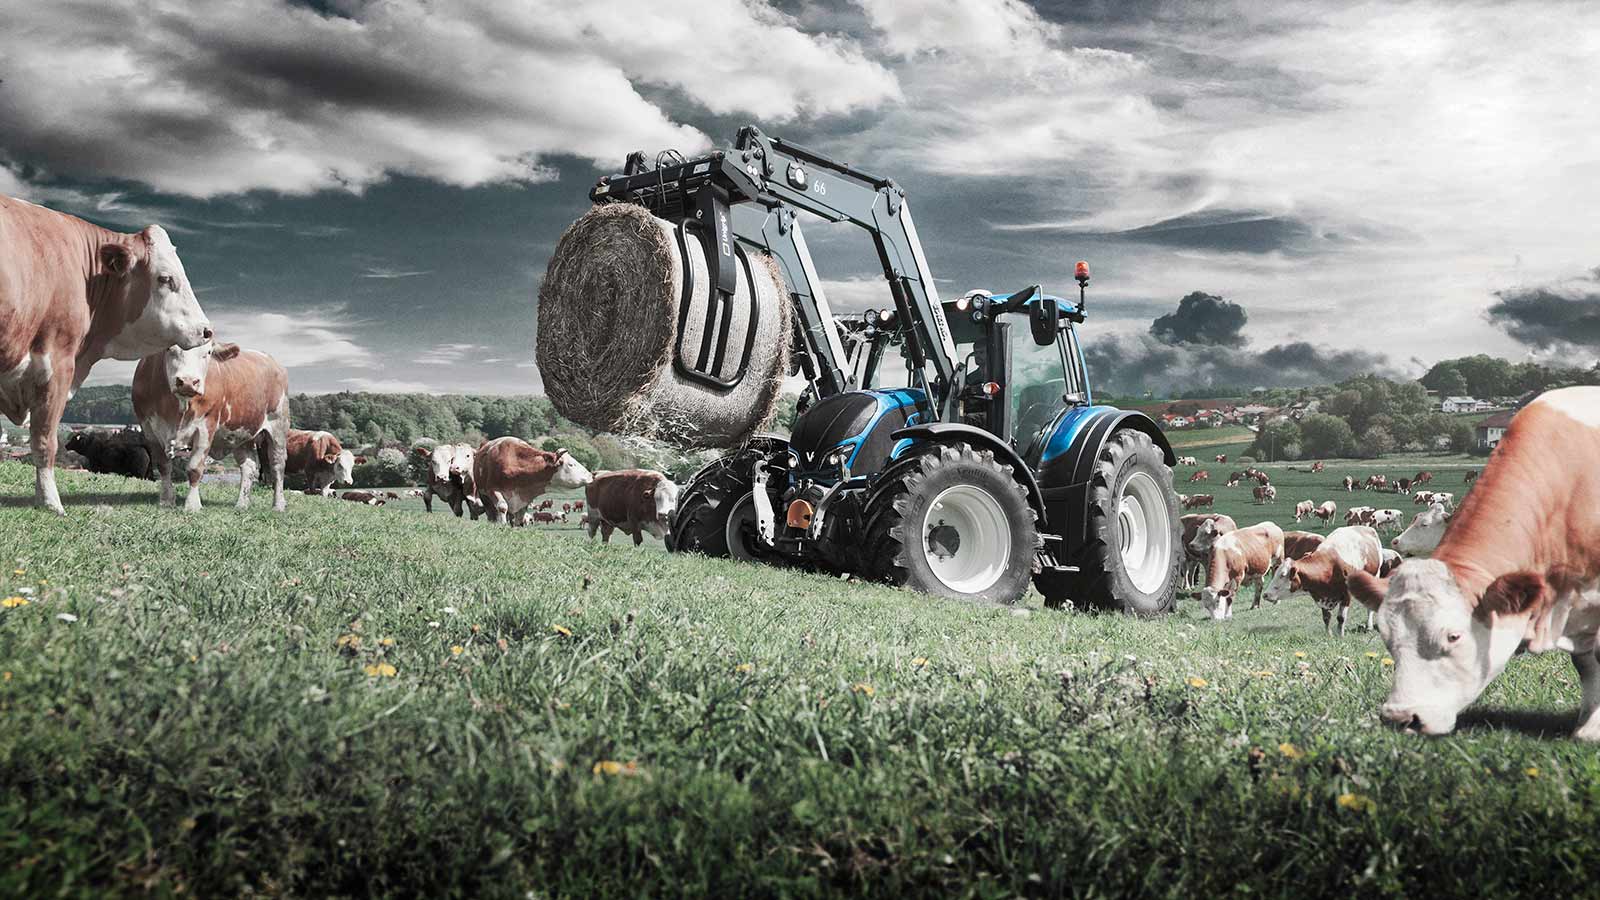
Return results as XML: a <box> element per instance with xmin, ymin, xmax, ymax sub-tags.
<box><xmin>184</xmin><ymin>427</ymin><xmax>211</xmax><ymax>512</ymax></box>
<box><xmin>28</xmin><ymin>369</ymin><xmax>71</xmax><ymax>515</ymax></box>
<box><xmin>1335</xmin><ymin>602</ymin><xmax>1349</xmax><ymax>638</ymax></box>
<box><xmin>600</xmin><ymin>520</ymin><xmax>614</xmax><ymax>543</ymax></box>
<box><xmin>1572</xmin><ymin>650</ymin><xmax>1600</xmax><ymax>741</ymax></box>
<box><xmin>448</xmin><ymin>492</ymin><xmax>464</xmax><ymax>518</ymax></box>
<box><xmin>585</xmin><ymin>510</ymin><xmax>599</xmax><ymax>540</ymax></box>
<box><xmin>151</xmin><ymin>439</ymin><xmax>176</xmax><ymax>507</ymax></box>
<box><xmin>632</xmin><ymin>526</ymin><xmax>644</xmax><ymax>547</ymax></box>
<box><xmin>233</xmin><ymin>445</ymin><xmax>258</xmax><ymax>510</ymax></box>
<box><xmin>1321</xmin><ymin>606</ymin><xmax>1334</xmax><ymax>636</ymax></box>
<box><xmin>1249</xmin><ymin>576</ymin><xmax>1264</xmax><ymax>610</ymax></box>
<box><xmin>422</xmin><ymin>487</ymin><xmax>434</xmax><ymax>513</ymax></box>
<box><xmin>467</xmin><ymin>496</ymin><xmax>483</xmax><ymax>520</ymax></box>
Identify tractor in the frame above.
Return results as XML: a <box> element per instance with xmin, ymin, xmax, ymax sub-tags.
<box><xmin>589</xmin><ymin>127</ymin><xmax>1181</xmax><ymax>613</ymax></box>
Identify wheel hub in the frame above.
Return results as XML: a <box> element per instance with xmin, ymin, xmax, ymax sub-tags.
<box><xmin>921</xmin><ymin>485</ymin><xmax>1011</xmax><ymax>595</ymax></box>
<box><xmin>926</xmin><ymin>522</ymin><xmax>961</xmax><ymax>559</ymax></box>
<box><xmin>1117</xmin><ymin>472</ymin><xmax>1172</xmax><ymax>594</ymax></box>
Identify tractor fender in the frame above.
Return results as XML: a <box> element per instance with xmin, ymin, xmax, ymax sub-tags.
<box><xmin>1035</xmin><ymin>409</ymin><xmax>1176</xmax><ymax>555</ymax></box>
<box><xmin>888</xmin><ymin>424</ymin><xmax>1045</xmax><ymax>516</ymax></box>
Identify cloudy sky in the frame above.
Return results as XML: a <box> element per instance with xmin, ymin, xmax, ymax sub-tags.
<box><xmin>2</xmin><ymin>0</ymin><xmax>1596</xmax><ymax>396</ymax></box>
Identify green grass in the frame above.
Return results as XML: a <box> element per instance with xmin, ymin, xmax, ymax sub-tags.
<box><xmin>2</xmin><ymin>461</ymin><xmax>1594</xmax><ymax>898</ymax></box>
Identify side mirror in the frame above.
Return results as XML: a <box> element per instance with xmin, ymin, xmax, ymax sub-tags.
<box><xmin>1026</xmin><ymin>288</ymin><xmax>1058</xmax><ymax>346</ymax></box>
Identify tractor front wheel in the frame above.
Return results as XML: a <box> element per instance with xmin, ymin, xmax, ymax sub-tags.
<box><xmin>667</xmin><ymin>451</ymin><xmax>768</xmax><ymax>561</ymax></box>
<box><xmin>860</xmin><ymin>443</ymin><xmax>1040</xmax><ymax>604</ymax></box>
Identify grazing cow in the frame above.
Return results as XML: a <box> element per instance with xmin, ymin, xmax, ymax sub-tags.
<box><xmin>1412</xmin><ymin>470</ymin><xmax>1433</xmax><ymax>486</ymax></box>
<box><xmin>1310</xmin><ymin>461</ymin><xmax>1325</xmax><ymax>473</ymax></box>
<box><xmin>530</xmin><ymin>510</ymin><xmax>561</xmax><ymax>524</ymax></box>
<box><xmin>1251</xmin><ymin>470</ymin><xmax>1270</xmax><ymax>485</ymax></box>
<box><xmin>1397</xmin><ymin>477</ymin><xmax>1413</xmax><ymax>494</ymax></box>
<box><xmin>1365</xmin><ymin>474</ymin><xmax>1388</xmax><ymax>491</ymax></box>
<box><xmin>1182</xmin><ymin>513</ymin><xmax>1237</xmax><ymax>590</ymax></box>
<box><xmin>1392</xmin><ymin>502</ymin><xmax>1451</xmax><ymax>557</ymax></box>
<box><xmin>572</xmin><ymin>500</ymin><xmax>585</xmax><ymax>512</ymax></box>
<box><xmin>1225</xmin><ymin>477</ymin><xmax>1241</xmax><ymax>488</ymax></box>
<box><xmin>0</xmin><ymin>197</ymin><xmax>212</xmax><ymax>513</ymax></box>
<box><xmin>1199</xmin><ymin>522</ymin><xmax>1285</xmax><ymax>620</ymax></box>
<box><xmin>1464</xmin><ymin>469</ymin><xmax>1479</xmax><ymax>484</ymax></box>
<box><xmin>1371</xmin><ymin>508</ymin><xmax>1403</xmax><ymax>531</ymax></box>
<box><xmin>1428</xmin><ymin>491</ymin><xmax>1454</xmax><ymax>510</ymax></box>
<box><xmin>1283</xmin><ymin>530</ymin><xmax>1325</xmax><ymax>561</ymax></box>
<box><xmin>1252</xmin><ymin>484</ymin><xmax>1277</xmax><ymax>503</ymax></box>
<box><xmin>132</xmin><ymin>342</ymin><xmax>288</xmax><ymax>512</ymax></box>
<box><xmin>1182</xmin><ymin>493</ymin><xmax>1214</xmax><ymax>510</ymax></box>
<box><xmin>341</xmin><ymin>490</ymin><xmax>384</xmax><ymax>505</ymax></box>
<box><xmin>384</xmin><ymin>491</ymin><xmax>400</xmax><ymax>500</ymax></box>
<box><xmin>1347</xmin><ymin>387</ymin><xmax>1600</xmax><ymax>738</ymax></box>
<box><xmin>1294</xmin><ymin>500</ymin><xmax>1314</xmax><ymax>522</ymax></box>
<box><xmin>472</xmin><ymin>437</ymin><xmax>595</xmax><ymax>525</ymax></box>
<box><xmin>1380</xmin><ymin>549</ymin><xmax>1404</xmax><ymax>576</ymax></box>
<box><xmin>63</xmin><ymin>430</ymin><xmax>152</xmax><ymax>480</ymax></box>
<box><xmin>1188</xmin><ymin>470</ymin><xmax>1209</xmax><ymax>483</ymax></box>
<box><xmin>584</xmin><ymin>469</ymin><xmax>681</xmax><ymax>546</ymax></box>
<box><xmin>1314</xmin><ymin>500</ymin><xmax>1338</xmax><ymax>523</ymax></box>
<box><xmin>1262</xmin><ymin>525</ymin><xmax>1383</xmax><ymax>635</ymax></box>
<box><xmin>279</xmin><ymin>430</ymin><xmax>348</xmax><ymax>496</ymax></box>
<box><xmin>1345</xmin><ymin>506</ymin><xmax>1376</xmax><ymax>527</ymax></box>
<box><xmin>415</xmin><ymin>443</ymin><xmax>479</xmax><ymax>518</ymax></box>
<box><xmin>1177</xmin><ymin>455</ymin><xmax>1198</xmax><ymax>466</ymax></box>
<box><xmin>1412</xmin><ymin>490</ymin><xmax>1435</xmax><ymax>505</ymax></box>
<box><xmin>1215</xmin><ymin>454</ymin><xmax>1227</xmax><ymax>463</ymax></box>
<box><xmin>1343</xmin><ymin>475</ymin><xmax>1357</xmax><ymax>492</ymax></box>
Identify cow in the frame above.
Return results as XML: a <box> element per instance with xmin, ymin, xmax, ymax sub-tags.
<box><xmin>1199</xmin><ymin>522</ymin><xmax>1285</xmax><ymax>620</ymax></box>
<box><xmin>341</xmin><ymin>490</ymin><xmax>384</xmax><ymax>505</ymax></box>
<box><xmin>583</xmin><ymin>469</ymin><xmax>680</xmax><ymax>546</ymax></box>
<box><xmin>415</xmin><ymin>443</ymin><xmax>480</xmax><ymax>518</ymax></box>
<box><xmin>1283</xmin><ymin>530</ymin><xmax>1326</xmax><ymax>561</ymax></box>
<box><xmin>1343</xmin><ymin>475</ymin><xmax>1357</xmax><ymax>492</ymax></box>
<box><xmin>132</xmin><ymin>341</ymin><xmax>288</xmax><ymax>512</ymax></box>
<box><xmin>1225</xmin><ymin>476</ymin><xmax>1242</xmax><ymax>488</ymax></box>
<box><xmin>1182</xmin><ymin>513</ymin><xmax>1237</xmax><ymax>590</ymax></box>
<box><xmin>1177</xmin><ymin>455</ymin><xmax>1198</xmax><ymax>466</ymax></box>
<box><xmin>1427</xmin><ymin>491</ymin><xmax>1454</xmax><ymax>510</ymax></box>
<box><xmin>1413</xmin><ymin>490</ymin><xmax>1436</xmax><ymax>505</ymax></box>
<box><xmin>1215</xmin><ymin>454</ymin><xmax>1227</xmax><ymax>463</ymax></box>
<box><xmin>1252</xmin><ymin>484</ymin><xmax>1277</xmax><ymax>504</ymax></box>
<box><xmin>63</xmin><ymin>429</ymin><xmax>152</xmax><ymax>480</ymax></box>
<box><xmin>530</xmin><ymin>510</ymin><xmax>561</xmax><ymax>524</ymax></box>
<box><xmin>472</xmin><ymin>437</ymin><xmax>595</xmax><ymax>525</ymax></box>
<box><xmin>1365</xmin><ymin>474</ymin><xmax>1388</xmax><ymax>491</ymax></box>
<box><xmin>1396</xmin><ymin>477</ymin><xmax>1413</xmax><ymax>494</ymax></box>
<box><xmin>1314</xmin><ymin>500</ymin><xmax>1338</xmax><ymax>523</ymax></box>
<box><xmin>1346</xmin><ymin>387</ymin><xmax>1600</xmax><ymax>738</ymax></box>
<box><xmin>572</xmin><ymin>500</ymin><xmax>585</xmax><ymax>512</ymax></box>
<box><xmin>1392</xmin><ymin>502</ymin><xmax>1451</xmax><ymax>557</ymax></box>
<box><xmin>1262</xmin><ymin>525</ymin><xmax>1383</xmax><ymax>636</ymax></box>
<box><xmin>1310</xmin><ymin>461</ymin><xmax>1326</xmax><ymax>473</ymax></box>
<box><xmin>1251</xmin><ymin>470</ymin><xmax>1271</xmax><ymax>485</ymax></box>
<box><xmin>1371</xmin><ymin>508</ymin><xmax>1403</xmax><ymax>531</ymax></box>
<box><xmin>1181</xmin><ymin>493</ymin><xmax>1214</xmax><ymax>509</ymax></box>
<box><xmin>1464</xmin><ymin>469</ymin><xmax>1479</xmax><ymax>484</ymax></box>
<box><xmin>1294</xmin><ymin>500</ymin><xmax>1315</xmax><ymax>522</ymax></box>
<box><xmin>1188</xmin><ymin>470</ymin><xmax>1209</xmax><ymax>483</ymax></box>
<box><xmin>1345</xmin><ymin>506</ymin><xmax>1375</xmax><ymax>527</ymax></box>
<box><xmin>0</xmin><ymin>197</ymin><xmax>212</xmax><ymax>513</ymax></box>
<box><xmin>1380</xmin><ymin>548</ymin><xmax>1404</xmax><ymax>576</ymax></box>
<box><xmin>278</xmin><ymin>430</ymin><xmax>348</xmax><ymax>496</ymax></box>
<box><xmin>1412</xmin><ymin>470</ymin><xmax>1433</xmax><ymax>486</ymax></box>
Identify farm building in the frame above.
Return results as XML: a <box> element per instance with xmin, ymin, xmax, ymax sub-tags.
<box><xmin>1442</xmin><ymin>396</ymin><xmax>1494</xmax><ymax>413</ymax></box>
<box><xmin>1475</xmin><ymin>409</ymin><xmax>1515</xmax><ymax>448</ymax></box>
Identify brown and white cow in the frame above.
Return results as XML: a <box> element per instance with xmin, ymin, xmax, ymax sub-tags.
<box><xmin>279</xmin><ymin>430</ymin><xmax>349</xmax><ymax>496</ymax></box>
<box><xmin>1392</xmin><ymin>503</ymin><xmax>1450</xmax><ymax>556</ymax></box>
<box><xmin>415</xmin><ymin>443</ymin><xmax>480</xmax><ymax>517</ymax></box>
<box><xmin>1412</xmin><ymin>470</ymin><xmax>1433</xmax><ymax>486</ymax></box>
<box><xmin>1365</xmin><ymin>474</ymin><xmax>1388</xmax><ymax>491</ymax></box>
<box><xmin>1252</xmin><ymin>484</ymin><xmax>1277</xmax><ymax>504</ymax></box>
<box><xmin>1182</xmin><ymin>513</ymin><xmax>1236</xmax><ymax>586</ymax></box>
<box><xmin>1345</xmin><ymin>506</ymin><xmax>1375</xmax><ymax>527</ymax></box>
<box><xmin>1262</xmin><ymin>525</ymin><xmax>1383</xmax><ymax>636</ymax></box>
<box><xmin>1310</xmin><ymin>461</ymin><xmax>1325</xmax><ymax>473</ymax></box>
<box><xmin>1342</xmin><ymin>475</ymin><xmax>1357</xmax><ymax>492</ymax></box>
<box><xmin>1314</xmin><ymin>500</ymin><xmax>1338</xmax><ymax>523</ymax></box>
<box><xmin>133</xmin><ymin>342</ymin><xmax>289</xmax><ymax>512</ymax></box>
<box><xmin>1283</xmin><ymin>530</ymin><xmax>1326</xmax><ymax>561</ymax></box>
<box><xmin>1215</xmin><ymin>454</ymin><xmax>1227</xmax><ymax>464</ymax></box>
<box><xmin>583</xmin><ymin>469</ymin><xmax>680</xmax><ymax>546</ymax></box>
<box><xmin>341</xmin><ymin>490</ymin><xmax>384</xmax><ymax>506</ymax></box>
<box><xmin>1188</xmin><ymin>470</ymin><xmax>1209</xmax><ymax>483</ymax></box>
<box><xmin>1199</xmin><ymin>521</ymin><xmax>1285</xmax><ymax>620</ymax></box>
<box><xmin>1348</xmin><ymin>388</ymin><xmax>1600</xmax><ymax>737</ymax></box>
<box><xmin>472</xmin><ymin>437</ymin><xmax>594</xmax><ymax>525</ymax></box>
<box><xmin>0</xmin><ymin>197</ymin><xmax>212</xmax><ymax>513</ymax></box>
<box><xmin>1294</xmin><ymin>500</ymin><xmax>1314</xmax><ymax>522</ymax></box>
<box><xmin>1370</xmin><ymin>508</ymin><xmax>1403</xmax><ymax>531</ymax></box>
<box><xmin>1181</xmin><ymin>493</ymin><xmax>1214</xmax><ymax>510</ymax></box>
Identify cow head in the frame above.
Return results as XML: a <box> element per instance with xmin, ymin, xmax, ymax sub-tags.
<box><xmin>1392</xmin><ymin>503</ymin><xmax>1449</xmax><ymax>556</ymax></box>
<box><xmin>549</xmin><ymin>448</ymin><xmax>594</xmax><ymax>490</ymax></box>
<box><xmin>653</xmin><ymin>478</ymin><xmax>681</xmax><ymax>531</ymax></box>
<box><xmin>415</xmin><ymin>443</ymin><xmax>454</xmax><ymax>482</ymax></box>
<box><xmin>1352</xmin><ymin>560</ymin><xmax>1531</xmax><ymax>736</ymax></box>
<box><xmin>1188</xmin><ymin>519</ymin><xmax>1221</xmax><ymax>555</ymax></box>
<box><xmin>1198</xmin><ymin>585</ymin><xmax>1233</xmax><ymax>620</ymax></box>
<box><xmin>448</xmin><ymin>444</ymin><xmax>476</xmax><ymax>488</ymax></box>
<box><xmin>163</xmin><ymin>341</ymin><xmax>240</xmax><ymax>399</ymax></box>
<box><xmin>103</xmin><ymin>226</ymin><xmax>212</xmax><ymax>360</ymax></box>
<box><xmin>1261</xmin><ymin>559</ymin><xmax>1297</xmax><ymax>604</ymax></box>
<box><xmin>334</xmin><ymin>449</ymin><xmax>355</xmax><ymax>486</ymax></box>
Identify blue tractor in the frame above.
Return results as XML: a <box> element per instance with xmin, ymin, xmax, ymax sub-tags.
<box><xmin>590</xmin><ymin>127</ymin><xmax>1181</xmax><ymax>613</ymax></box>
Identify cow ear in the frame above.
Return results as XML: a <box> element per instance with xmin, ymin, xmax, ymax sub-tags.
<box><xmin>210</xmin><ymin>343</ymin><xmax>241</xmax><ymax>360</ymax></box>
<box><xmin>1348</xmin><ymin>570</ymin><xmax>1389</xmax><ymax>611</ymax></box>
<box><xmin>555</xmin><ymin>448</ymin><xmax>568</xmax><ymax>458</ymax></box>
<box><xmin>1477</xmin><ymin>571</ymin><xmax>1547</xmax><ymax>622</ymax></box>
<box><xmin>414</xmin><ymin>447</ymin><xmax>431</xmax><ymax>458</ymax></box>
<box><xmin>100</xmin><ymin>243</ymin><xmax>135</xmax><ymax>276</ymax></box>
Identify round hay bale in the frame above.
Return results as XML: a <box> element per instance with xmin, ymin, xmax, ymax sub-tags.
<box><xmin>537</xmin><ymin>203</ymin><xmax>790</xmax><ymax>448</ymax></box>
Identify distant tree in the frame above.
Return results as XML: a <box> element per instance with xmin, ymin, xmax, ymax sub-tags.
<box><xmin>1300</xmin><ymin>413</ymin><xmax>1357</xmax><ymax>459</ymax></box>
<box><xmin>1448</xmin><ymin>422</ymin><xmax>1476</xmax><ymax>454</ymax></box>
<box><xmin>1251</xmin><ymin>419</ymin><xmax>1302</xmax><ymax>462</ymax></box>
<box><xmin>1358</xmin><ymin>426</ymin><xmax>1395</xmax><ymax>459</ymax></box>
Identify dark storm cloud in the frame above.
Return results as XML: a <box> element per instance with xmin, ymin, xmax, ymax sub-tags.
<box><xmin>1150</xmin><ymin>291</ymin><xmax>1248</xmax><ymax>347</ymax></box>
<box><xmin>1112</xmin><ymin>210</ymin><xmax>1315</xmax><ymax>255</ymax></box>
<box><xmin>1485</xmin><ymin>268</ymin><xmax>1600</xmax><ymax>351</ymax></box>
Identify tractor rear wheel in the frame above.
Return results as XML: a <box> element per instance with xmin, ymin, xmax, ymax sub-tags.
<box><xmin>1034</xmin><ymin>428</ymin><xmax>1179</xmax><ymax>616</ymax></box>
<box><xmin>667</xmin><ymin>451</ymin><xmax>768</xmax><ymax>561</ymax></box>
<box><xmin>860</xmin><ymin>443</ymin><xmax>1040</xmax><ymax>604</ymax></box>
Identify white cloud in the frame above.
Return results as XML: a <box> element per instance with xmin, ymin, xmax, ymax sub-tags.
<box><xmin>0</xmin><ymin>0</ymin><xmax>897</xmax><ymax>197</ymax></box>
<box><xmin>338</xmin><ymin>377</ymin><xmax>436</xmax><ymax>394</ymax></box>
<box><xmin>208</xmin><ymin>307</ymin><xmax>375</xmax><ymax>371</ymax></box>
<box><xmin>416</xmin><ymin>343</ymin><xmax>484</xmax><ymax>366</ymax></box>
<box><xmin>359</xmin><ymin>267</ymin><xmax>432</xmax><ymax>280</ymax></box>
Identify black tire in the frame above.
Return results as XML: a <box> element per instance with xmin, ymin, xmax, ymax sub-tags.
<box><xmin>1034</xmin><ymin>429</ymin><xmax>1180</xmax><ymax>616</ymax></box>
<box><xmin>860</xmin><ymin>443</ymin><xmax>1040</xmax><ymax>604</ymax></box>
<box><xmin>667</xmin><ymin>450</ymin><xmax>767</xmax><ymax>560</ymax></box>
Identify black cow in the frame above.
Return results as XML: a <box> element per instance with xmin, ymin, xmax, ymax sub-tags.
<box><xmin>63</xmin><ymin>430</ymin><xmax>154</xmax><ymax>479</ymax></box>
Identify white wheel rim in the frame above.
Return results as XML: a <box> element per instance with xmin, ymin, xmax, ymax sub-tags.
<box><xmin>1118</xmin><ymin>471</ymin><xmax>1172</xmax><ymax>594</ymax></box>
<box><xmin>922</xmin><ymin>484</ymin><xmax>1011</xmax><ymax>594</ymax></box>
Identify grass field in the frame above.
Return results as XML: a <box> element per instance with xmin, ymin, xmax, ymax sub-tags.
<box><xmin>3</xmin><ymin>457</ymin><xmax>1593</xmax><ymax>898</ymax></box>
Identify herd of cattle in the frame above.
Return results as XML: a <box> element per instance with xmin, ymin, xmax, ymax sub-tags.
<box><xmin>3</xmin><ymin>194</ymin><xmax>1598</xmax><ymax>738</ymax></box>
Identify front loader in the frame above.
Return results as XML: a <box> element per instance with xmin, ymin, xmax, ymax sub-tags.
<box><xmin>589</xmin><ymin>127</ymin><xmax>1181</xmax><ymax>613</ymax></box>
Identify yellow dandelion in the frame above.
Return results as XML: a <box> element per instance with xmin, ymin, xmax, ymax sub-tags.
<box><xmin>37</xmin><ymin>579</ymin><xmax>47</xmax><ymax>586</ymax></box>
<box><xmin>1254</xmin><ymin>670</ymin><xmax>1274</xmax><ymax>678</ymax></box>
<box><xmin>379</xmin><ymin>637</ymin><xmax>395</xmax><ymax>647</ymax></box>
<box><xmin>1365</xmin><ymin>651</ymin><xmax>1380</xmax><ymax>659</ymax></box>
<box><xmin>180</xmin><ymin>817</ymin><xmax>197</xmax><ymax>831</ymax></box>
<box><xmin>1186</xmin><ymin>676</ymin><xmax>1209</xmax><ymax>689</ymax></box>
<box><xmin>852</xmin><ymin>682</ymin><xmax>876</xmax><ymax>697</ymax></box>
<box><xmin>734</xmin><ymin>663</ymin><xmax>754</xmax><ymax>674</ymax></box>
<box><xmin>450</xmin><ymin>645</ymin><xmax>464</xmax><ymax>656</ymax></box>
<box><xmin>334</xmin><ymin>634</ymin><xmax>360</xmax><ymax>649</ymax></box>
<box><xmin>1382</xmin><ymin>657</ymin><xmax>1395</xmax><ymax>667</ymax></box>
<box><xmin>1336</xmin><ymin>792</ymin><xmax>1375</xmax><ymax>813</ymax></box>
<box><xmin>2</xmin><ymin>671</ymin><xmax>10</xmax><ymax>681</ymax></box>
<box><xmin>1525</xmin><ymin>767</ymin><xmax>1540</xmax><ymax>779</ymax></box>
<box><xmin>1</xmin><ymin>596</ymin><xmax>28</xmax><ymax>608</ymax></box>
<box><xmin>551</xmin><ymin>624</ymin><xmax>573</xmax><ymax>637</ymax></box>
<box><xmin>1278</xmin><ymin>742</ymin><xmax>1304</xmax><ymax>760</ymax></box>
<box><xmin>1293</xmin><ymin>651</ymin><xmax>1307</xmax><ymax>659</ymax></box>
<box><xmin>11</xmin><ymin>569</ymin><xmax>23</xmax><ymax>576</ymax></box>
<box><xmin>593</xmin><ymin>760</ymin><xmax>623</xmax><ymax>776</ymax></box>
<box><xmin>912</xmin><ymin>657</ymin><xmax>929</xmax><ymax>667</ymax></box>
<box><xmin>364</xmin><ymin>662</ymin><xmax>398</xmax><ymax>678</ymax></box>
<box><xmin>188</xmin><ymin>655</ymin><xmax>198</xmax><ymax>663</ymax></box>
